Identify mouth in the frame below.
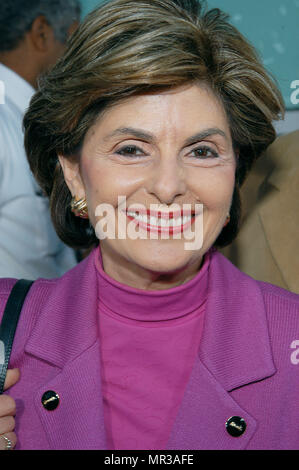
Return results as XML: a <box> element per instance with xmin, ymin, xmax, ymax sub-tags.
<box><xmin>122</xmin><ymin>208</ymin><xmax>198</xmax><ymax>234</ymax></box>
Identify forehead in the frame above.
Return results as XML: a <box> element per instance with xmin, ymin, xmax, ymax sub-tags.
<box><xmin>87</xmin><ymin>83</ymin><xmax>231</xmax><ymax>141</ymax></box>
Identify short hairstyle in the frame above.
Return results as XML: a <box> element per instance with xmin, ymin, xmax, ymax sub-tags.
<box><xmin>23</xmin><ymin>0</ymin><xmax>284</xmax><ymax>250</ymax></box>
<box><xmin>0</xmin><ymin>0</ymin><xmax>81</xmax><ymax>51</ymax></box>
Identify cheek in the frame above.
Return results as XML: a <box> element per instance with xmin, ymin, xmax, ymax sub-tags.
<box><xmin>81</xmin><ymin>160</ymin><xmax>132</xmax><ymax>210</ymax></box>
<box><xmin>189</xmin><ymin>166</ymin><xmax>235</xmax><ymax>209</ymax></box>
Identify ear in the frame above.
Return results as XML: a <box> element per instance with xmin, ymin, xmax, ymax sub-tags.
<box><xmin>28</xmin><ymin>15</ymin><xmax>55</xmax><ymax>53</ymax></box>
<box><xmin>58</xmin><ymin>154</ymin><xmax>86</xmax><ymax>200</ymax></box>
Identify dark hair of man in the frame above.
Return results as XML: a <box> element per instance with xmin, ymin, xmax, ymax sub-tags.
<box><xmin>0</xmin><ymin>0</ymin><xmax>81</xmax><ymax>52</ymax></box>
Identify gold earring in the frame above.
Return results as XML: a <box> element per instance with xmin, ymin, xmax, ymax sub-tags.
<box><xmin>70</xmin><ymin>197</ymin><xmax>89</xmax><ymax>219</ymax></box>
<box><xmin>224</xmin><ymin>213</ymin><xmax>230</xmax><ymax>227</ymax></box>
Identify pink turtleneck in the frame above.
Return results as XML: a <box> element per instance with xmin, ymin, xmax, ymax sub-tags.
<box><xmin>95</xmin><ymin>246</ymin><xmax>211</xmax><ymax>450</ymax></box>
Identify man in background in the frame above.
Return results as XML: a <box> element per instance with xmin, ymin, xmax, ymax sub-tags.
<box><xmin>0</xmin><ymin>0</ymin><xmax>81</xmax><ymax>279</ymax></box>
<box><xmin>221</xmin><ymin>130</ymin><xmax>299</xmax><ymax>294</ymax></box>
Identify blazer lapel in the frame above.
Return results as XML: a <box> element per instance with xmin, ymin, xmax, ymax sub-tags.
<box><xmin>166</xmin><ymin>358</ymin><xmax>257</xmax><ymax>450</ymax></box>
<box><xmin>33</xmin><ymin>339</ymin><xmax>107</xmax><ymax>450</ymax></box>
<box><xmin>24</xmin><ymin>250</ymin><xmax>107</xmax><ymax>449</ymax></box>
<box><xmin>167</xmin><ymin>251</ymin><xmax>276</xmax><ymax>450</ymax></box>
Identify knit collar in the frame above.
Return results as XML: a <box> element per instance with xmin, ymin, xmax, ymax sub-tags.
<box><xmin>94</xmin><ymin>244</ymin><xmax>211</xmax><ymax>321</ymax></box>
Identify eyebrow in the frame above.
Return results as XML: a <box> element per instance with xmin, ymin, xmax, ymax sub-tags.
<box><xmin>104</xmin><ymin>127</ymin><xmax>229</xmax><ymax>146</ymax></box>
<box><xmin>183</xmin><ymin>128</ymin><xmax>228</xmax><ymax>146</ymax></box>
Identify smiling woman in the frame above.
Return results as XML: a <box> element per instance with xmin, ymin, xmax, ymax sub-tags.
<box><xmin>1</xmin><ymin>0</ymin><xmax>299</xmax><ymax>452</ymax></box>
<box><xmin>57</xmin><ymin>83</ymin><xmax>236</xmax><ymax>288</ymax></box>
<box><xmin>23</xmin><ymin>0</ymin><xmax>283</xmax><ymax>253</ymax></box>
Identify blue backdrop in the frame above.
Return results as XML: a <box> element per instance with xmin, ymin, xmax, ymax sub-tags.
<box><xmin>79</xmin><ymin>0</ymin><xmax>299</xmax><ymax>110</ymax></box>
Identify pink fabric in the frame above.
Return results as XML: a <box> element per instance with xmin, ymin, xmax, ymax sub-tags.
<box><xmin>95</xmin><ymin>246</ymin><xmax>210</xmax><ymax>450</ymax></box>
<box><xmin>1</xmin><ymin>247</ymin><xmax>299</xmax><ymax>449</ymax></box>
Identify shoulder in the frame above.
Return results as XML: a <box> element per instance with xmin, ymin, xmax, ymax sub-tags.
<box><xmin>215</xmin><ymin>251</ymin><xmax>299</xmax><ymax>341</ymax></box>
<box><xmin>267</xmin><ymin>130</ymin><xmax>299</xmax><ymax>160</ymax></box>
<box><xmin>212</xmin><ymin>251</ymin><xmax>299</xmax><ymax>363</ymax></box>
<box><xmin>0</xmin><ymin>114</ymin><xmax>6</xmax><ymax>158</ymax></box>
<box><xmin>0</xmin><ymin>106</ymin><xmax>17</xmax><ymax>164</ymax></box>
<box><xmin>264</xmin><ymin>130</ymin><xmax>299</xmax><ymax>181</ymax></box>
<box><xmin>0</xmin><ymin>249</ymin><xmax>97</xmax><ymax>324</ymax></box>
<box><xmin>0</xmin><ymin>277</ymin><xmax>58</xmax><ymax>324</ymax></box>
<box><xmin>258</xmin><ymin>279</ymin><xmax>299</xmax><ymax>301</ymax></box>
<box><xmin>258</xmin><ymin>280</ymin><xmax>299</xmax><ymax>323</ymax></box>
<box><xmin>212</xmin><ymin>249</ymin><xmax>299</xmax><ymax>312</ymax></box>
<box><xmin>0</xmin><ymin>102</ymin><xmax>13</xmax><ymax>133</ymax></box>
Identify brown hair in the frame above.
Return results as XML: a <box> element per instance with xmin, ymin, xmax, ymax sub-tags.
<box><xmin>23</xmin><ymin>0</ymin><xmax>284</xmax><ymax>249</ymax></box>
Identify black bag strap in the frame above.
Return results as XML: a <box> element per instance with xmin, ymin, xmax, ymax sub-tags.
<box><xmin>0</xmin><ymin>279</ymin><xmax>34</xmax><ymax>394</ymax></box>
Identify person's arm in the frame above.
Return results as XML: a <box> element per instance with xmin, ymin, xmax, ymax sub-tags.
<box><xmin>0</xmin><ymin>119</ymin><xmax>6</xmax><ymax>189</ymax></box>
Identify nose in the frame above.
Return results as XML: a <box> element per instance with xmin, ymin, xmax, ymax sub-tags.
<box><xmin>146</xmin><ymin>154</ymin><xmax>187</xmax><ymax>205</ymax></box>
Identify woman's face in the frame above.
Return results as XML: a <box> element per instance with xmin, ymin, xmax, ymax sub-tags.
<box><xmin>60</xmin><ymin>83</ymin><xmax>237</xmax><ymax>289</ymax></box>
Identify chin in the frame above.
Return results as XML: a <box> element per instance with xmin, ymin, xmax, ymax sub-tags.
<box><xmin>132</xmin><ymin>250</ymin><xmax>196</xmax><ymax>275</ymax></box>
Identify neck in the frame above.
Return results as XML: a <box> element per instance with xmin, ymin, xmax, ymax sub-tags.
<box><xmin>99</xmin><ymin>243</ymin><xmax>204</xmax><ymax>290</ymax></box>
<box><xmin>0</xmin><ymin>50</ymin><xmax>38</xmax><ymax>89</ymax></box>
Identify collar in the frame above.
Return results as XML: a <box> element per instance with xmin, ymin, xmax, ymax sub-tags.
<box><xmin>25</xmin><ymin>247</ymin><xmax>276</xmax><ymax>390</ymax></box>
<box><xmin>0</xmin><ymin>63</ymin><xmax>35</xmax><ymax>114</ymax></box>
<box><xmin>94</xmin><ymin>244</ymin><xmax>210</xmax><ymax>321</ymax></box>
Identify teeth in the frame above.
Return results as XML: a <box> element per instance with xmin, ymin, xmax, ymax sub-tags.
<box><xmin>127</xmin><ymin>212</ymin><xmax>193</xmax><ymax>227</ymax></box>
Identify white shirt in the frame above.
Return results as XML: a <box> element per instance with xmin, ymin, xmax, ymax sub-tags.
<box><xmin>0</xmin><ymin>63</ymin><xmax>77</xmax><ymax>279</ymax></box>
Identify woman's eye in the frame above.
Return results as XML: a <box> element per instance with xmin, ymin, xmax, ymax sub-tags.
<box><xmin>190</xmin><ymin>146</ymin><xmax>219</xmax><ymax>159</ymax></box>
<box><xmin>115</xmin><ymin>145</ymin><xmax>145</xmax><ymax>157</ymax></box>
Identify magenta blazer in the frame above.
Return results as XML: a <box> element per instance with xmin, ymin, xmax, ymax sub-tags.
<box><xmin>1</xmin><ymin>249</ymin><xmax>299</xmax><ymax>450</ymax></box>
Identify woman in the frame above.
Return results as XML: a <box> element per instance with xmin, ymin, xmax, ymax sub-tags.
<box><xmin>1</xmin><ymin>0</ymin><xmax>299</xmax><ymax>451</ymax></box>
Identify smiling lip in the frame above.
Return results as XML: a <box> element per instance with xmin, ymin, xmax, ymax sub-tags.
<box><xmin>124</xmin><ymin>208</ymin><xmax>197</xmax><ymax>219</ymax></box>
<box><xmin>122</xmin><ymin>209</ymin><xmax>197</xmax><ymax>234</ymax></box>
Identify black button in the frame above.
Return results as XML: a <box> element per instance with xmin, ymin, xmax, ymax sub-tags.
<box><xmin>41</xmin><ymin>390</ymin><xmax>60</xmax><ymax>411</ymax></box>
<box><xmin>225</xmin><ymin>416</ymin><xmax>246</xmax><ymax>437</ymax></box>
